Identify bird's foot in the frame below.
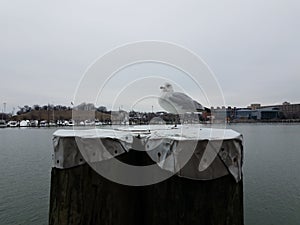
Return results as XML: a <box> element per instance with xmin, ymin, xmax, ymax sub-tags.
<box><xmin>171</xmin><ymin>124</ymin><xmax>178</xmax><ymax>129</ymax></box>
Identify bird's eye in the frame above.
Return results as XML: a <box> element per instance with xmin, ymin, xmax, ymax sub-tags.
<box><xmin>166</xmin><ymin>84</ymin><xmax>171</xmax><ymax>87</ymax></box>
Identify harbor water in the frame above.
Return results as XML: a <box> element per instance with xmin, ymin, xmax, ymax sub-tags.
<box><xmin>0</xmin><ymin>124</ymin><xmax>300</xmax><ymax>225</ymax></box>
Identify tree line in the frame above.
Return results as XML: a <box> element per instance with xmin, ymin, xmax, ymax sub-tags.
<box><xmin>16</xmin><ymin>103</ymin><xmax>108</xmax><ymax>115</ymax></box>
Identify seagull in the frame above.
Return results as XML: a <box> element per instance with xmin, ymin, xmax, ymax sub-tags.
<box><xmin>158</xmin><ymin>82</ymin><xmax>210</xmax><ymax>125</ymax></box>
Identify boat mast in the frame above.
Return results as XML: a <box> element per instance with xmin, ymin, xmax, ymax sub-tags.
<box><xmin>1</xmin><ymin>102</ymin><xmax>5</xmax><ymax>120</ymax></box>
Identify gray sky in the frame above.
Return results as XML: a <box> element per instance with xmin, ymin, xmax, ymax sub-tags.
<box><xmin>1</xmin><ymin>0</ymin><xmax>299</xmax><ymax>113</ymax></box>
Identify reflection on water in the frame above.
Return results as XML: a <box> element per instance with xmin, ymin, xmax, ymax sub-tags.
<box><xmin>0</xmin><ymin>124</ymin><xmax>300</xmax><ymax>225</ymax></box>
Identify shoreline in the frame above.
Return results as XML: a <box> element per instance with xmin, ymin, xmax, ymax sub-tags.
<box><xmin>228</xmin><ymin>119</ymin><xmax>300</xmax><ymax>124</ymax></box>
<box><xmin>1</xmin><ymin>120</ymin><xmax>300</xmax><ymax>129</ymax></box>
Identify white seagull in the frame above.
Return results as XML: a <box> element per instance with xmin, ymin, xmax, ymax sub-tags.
<box><xmin>158</xmin><ymin>82</ymin><xmax>209</xmax><ymax>117</ymax></box>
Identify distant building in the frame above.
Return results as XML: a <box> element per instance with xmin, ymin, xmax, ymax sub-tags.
<box><xmin>236</xmin><ymin>109</ymin><xmax>253</xmax><ymax>119</ymax></box>
<box><xmin>213</xmin><ymin>105</ymin><xmax>282</xmax><ymax>121</ymax></box>
<box><xmin>280</xmin><ymin>103</ymin><xmax>300</xmax><ymax>119</ymax></box>
<box><xmin>252</xmin><ymin>107</ymin><xmax>280</xmax><ymax>120</ymax></box>
<box><xmin>260</xmin><ymin>102</ymin><xmax>300</xmax><ymax>119</ymax></box>
<box><xmin>211</xmin><ymin>108</ymin><xmax>227</xmax><ymax>120</ymax></box>
<box><xmin>248</xmin><ymin>104</ymin><xmax>261</xmax><ymax>110</ymax></box>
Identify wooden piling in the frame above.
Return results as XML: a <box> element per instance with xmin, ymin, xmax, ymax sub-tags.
<box><xmin>49</xmin><ymin>150</ymin><xmax>243</xmax><ymax>225</ymax></box>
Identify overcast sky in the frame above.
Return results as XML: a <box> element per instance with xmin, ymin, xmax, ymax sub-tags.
<box><xmin>1</xmin><ymin>0</ymin><xmax>299</xmax><ymax>113</ymax></box>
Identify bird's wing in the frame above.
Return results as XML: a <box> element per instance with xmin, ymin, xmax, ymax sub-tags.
<box><xmin>168</xmin><ymin>92</ymin><xmax>204</xmax><ymax>111</ymax></box>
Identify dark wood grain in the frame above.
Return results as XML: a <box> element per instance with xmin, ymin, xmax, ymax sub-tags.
<box><xmin>49</xmin><ymin>150</ymin><xmax>243</xmax><ymax>225</ymax></box>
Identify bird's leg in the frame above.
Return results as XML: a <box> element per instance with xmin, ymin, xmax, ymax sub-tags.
<box><xmin>174</xmin><ymin>114</ymin><xmax>184</xmax><ymax>128</ymax></box>
<box><xmin>172</xmin><ymin>114</ymin><xmax>179</xmax><ymax>129</ymax></box>
<box><xmin>174</xmin><ymin>116</ymin><xmax>178</xmax><ymax>128</ymax></box>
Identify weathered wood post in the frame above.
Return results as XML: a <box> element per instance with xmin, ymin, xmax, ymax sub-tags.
<box><xmin>49</xmin><ymin>126</ymin><xmax>243</xmax><ymax>225</ymax></box>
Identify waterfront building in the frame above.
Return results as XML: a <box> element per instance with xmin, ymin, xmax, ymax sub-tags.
<box><xmin>248</xmin><ymin>104</ymin><xmax>261</xmax><ymax>110</ymax></box>
<box><xmin>251</xmin><ymin>107</ymin><xmax>280</xmax><ymax>120</ymax></box>
<box><xmin>280</xmin><ymin>103</ymin><xmax>300</xmax><ymax>119</ymax></box>
<box><xmin>260</xmin><ymin>102</ymin><xmax>300</xmax><ymax>119</ymax></box>
<box><xmin>235</xmin><ymin>109</ymin><xmax>253</xmax><ymax>120</ymax></box>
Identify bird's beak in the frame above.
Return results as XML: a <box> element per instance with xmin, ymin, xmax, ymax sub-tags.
<box><xmin>160</xmin><ymin>86</ymin><xmax>164</xmax><ymax>89</ymax></box>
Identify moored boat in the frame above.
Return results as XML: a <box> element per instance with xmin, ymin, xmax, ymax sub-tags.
<box><xmin>7</xmin><ymin>121</ymin><xmax>18</xmax><ymax>127</ymax></box>
<box><xmin>20</xmin><ymin>120</ymin><xmax>30</xmax><ymax>127</ymax></box>
<box><xmin>0</xmin><ymin>120</ymin><xmax>7</xmax><ymax>128</ymax></box>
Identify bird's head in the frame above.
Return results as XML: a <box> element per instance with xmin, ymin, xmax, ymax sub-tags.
<box><xmin>160</xmin><ymin>82</ymin><xmax>174</xmax><ymax>93</ymax></box>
